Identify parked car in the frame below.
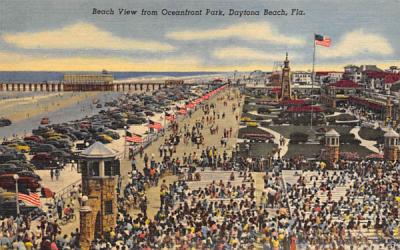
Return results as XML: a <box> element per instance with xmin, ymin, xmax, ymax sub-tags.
<box><xmin>104</xmin><ymin>130</ymin><xmax>120</xmax><ymax>140</ymax></box>
<box><xmin>7</xmin><ymin>143</ymin><xmax>30</xmax><ymax>153</ymax></box>
<box><xmin>0</xmin><ymin>153</ymin><xmax>26</xmax><ymax>164</ymax></box>
<box><xmin>94</xmin><ymin>134</ymin><xmax>113</xmax><ymax>144</ymax></box>
<box><xmin>24</xmin><ymin>135</ymin><xmax>44</xmax><ymax>143</ymax></box>
<box><xmin>0</xmin><ymin>193</ymin><xmax>45</xmax><ymax>219</ymax></box>
<box><xmin>0</xmin><ymin>118</ymin><xmax>12</xmax><ymax>127</ymax></box>
<box><xmin>30</xmin><ymin>144</ymin><xmax>58</xmax><ymax>154</ymax></box>
<box><xmin>16</xmin><ymin>170</ymin><xmax>41</xmax><ymax>181</ymax></box>
<box><xmin>30</xmin><ymin>153</ymin><xmax>57</xmax><ymax>169</ymax></box>
<box><xmin>0</xmin><ymin>163</ymin><xmax>24</xmax><ymax>174</ymax></box>
<box><xmin>0</xmin><ymin>174</ymin><xmax>41</xmax><ymax>191</ymax></box>
<box><xmin>6</xmin><ymin>160</ymin><xmax>36</xmax><ymax>171</ymax></box>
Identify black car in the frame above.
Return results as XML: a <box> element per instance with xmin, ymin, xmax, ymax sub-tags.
<box><xmin>50</xmin><ymin>150</ymin><xmax>71</xmax><ymax>161</ymax></box>
<box><xmin>32</xmin><ymin>127</ymin><xmax>51</xmax><ymax>136</ymax></box>
<box><xmin>104</xmin><ymin>131</ymin><xmax>120</xmax><ymax>140</ymax></box>
<box><xmin>0</xmin><ymin>163</ymin><xmax>24</xmax><ymax>174</ymax></box>
<box><xmin>109</xmin><ymin>121</ymin><xmax>126</xmax><ymax>130</ymax></box>
<box><xmin>0</xmin><ymin>201</ymin><xmax>46</xmax><ymax>219</ymax></box>
<box><xmin>30</xmin><ymin>144</ymin><xmax>58</xmax><ymax>154</ymax></box>
<box><xmin>71</xmin><ymin>131</ymin><xmax>88</xmax><ymax>140</ymax></box>
<box><xmin>17</xmin><ymin>170</ymin><xmax>41</xmax><ymax>181</ymax></box>
<box><xmin>0</xmin><ymin>118</ymin><xmax>12</xmax><ymax>127</ymax></box>
<box><xmin>127</xmin><ymin>117</ymin><xmax>146</xmax><ymax>125</ymax></box>
<box><xmin>6</xmin><ymin>160</ymin><xmax>36</xmax><ymax>171</ymax></box>
<box><xmin>0</xmin><ymin>153</ymin><xmax>26</xmax><ymax>164</ymax></box>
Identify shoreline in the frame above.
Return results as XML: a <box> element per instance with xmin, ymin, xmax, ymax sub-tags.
<box><xmin>1</xmin><ymin>92</ymin><xmax>100</xmax><ymax>123</ymax></box>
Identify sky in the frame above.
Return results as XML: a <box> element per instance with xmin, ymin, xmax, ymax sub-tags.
<box><xmin>0</xmin><ymin>0</ymin><xmax>399</xmax><ymax>72</ymax></box>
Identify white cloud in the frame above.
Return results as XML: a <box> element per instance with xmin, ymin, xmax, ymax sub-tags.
<box><xmin>0</xmin><ymin>51</ymin><xmax>200</xmax><ymax>71</ymax></box>
<box><xmin>166</xmin><ymin>22</ymin><xmax>305</xmax><ymax>46</ymax></box>
<box><xmin>318</xmin><ymin>30</ymin><xmax>394</xmax><ymax>58</ymax></box>
<box><xmin>212</xmin><ymin>47</ymin><xmax>288</xmax><ymax>61</ymax></box>
<box><xmin>2</xmin><ymin>22</ymin><xmax>175</xmax><ymax>52</ymax></box>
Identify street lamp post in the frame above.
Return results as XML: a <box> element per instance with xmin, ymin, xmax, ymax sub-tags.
<box><xmin>13</xmin><ymin>174</ymin><xmax>20</xmax><ymax>216</ymax></box>
<box><xmin>81</xmin><ymin>195</ymin><xmax>88</xmax><ymax>206</ymax></box>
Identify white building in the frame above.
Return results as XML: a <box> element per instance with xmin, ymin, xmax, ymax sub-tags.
<box><xmin>344</xmin><ymin>65</ymin><xmax>362</xmax><ymax>83</ymax></box>
<box><xmin>291</xmin><ymin>71</ymin><xmax>312</xmax><ymax>85</ymax></box>
<box><xmin>386</xmin><ymin>66</ymin><xmax>400</xmax><ymax>74</ymax></box>
<box><xmin>316</xmin><ymin>71</ymin><xmax>343</xmax><ymax>85</ymax></box>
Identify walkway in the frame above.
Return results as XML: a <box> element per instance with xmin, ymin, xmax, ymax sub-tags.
<box><xmin>350</xmin><ymin>126</ymin><xmax>380</xmax><ymax>153</ymax></box>
<box><xmin>120</xmin><ymin>87</ymin><xmax>246</xmax><ymax>218</ymax></box>
<box><xmin>257</xmin><ymin>126</ymin><xmax>289</xmax><ymax>158</ymax></box>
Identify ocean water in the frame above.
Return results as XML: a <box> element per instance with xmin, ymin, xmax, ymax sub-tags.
<box><xmin>0</xmin><ymin>71</ymin><xmax>222</xmax><ymax>83</ymax></box>
<box><xmin>0</xmin><ymin>92</ymin><xmax>122</xmax><ymax>138</ymax></box>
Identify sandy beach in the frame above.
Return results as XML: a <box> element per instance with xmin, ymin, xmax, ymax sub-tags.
<box><xmin>1</xmin><ymin>92</ymin><xmax>100</xmax><ymax>123</ymax></box>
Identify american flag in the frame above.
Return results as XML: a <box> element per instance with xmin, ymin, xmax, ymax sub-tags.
<box><xmin>18</xmin><ymin>192</ymin><xmax>41</xmax><ymax>207</ymax></box>
<box><xmin>315</xmin><ymin>34</ymin><xmax>331</xmax><ymax>47</ymax></box>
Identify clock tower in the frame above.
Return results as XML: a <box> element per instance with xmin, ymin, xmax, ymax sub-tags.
<box><xmin>281</xmin><ymin>53</ymin><xmax>292</xmax><ymax>100</ymax></box>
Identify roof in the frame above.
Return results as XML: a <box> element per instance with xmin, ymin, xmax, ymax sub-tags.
<box><xmin>316</xmin><ymin>71</ymin><xmax>343</xmax><ymax>76</ymax></box>
<box><xmin>384</xmin><ymin>128</ymin><xmax>399</xmax><ymax>138</ymax></box>
<box><xmin>81</xmin><ymin>141</ymin><xmax>117</xmax><ymax>158</ymax></box>
<box><xmin>328</xmin><ymin>80</ymin><xmax>360</xmax><ymax>88</ymax></box>
<box><xmin>281</xmin><ymin>99</ymin><xmax>307</xmax><ymax>106</ymax></box>
<box><xmin>286</xmin><ymin>106</ymin><xmax>323</xmax><ymax>113</ymax></box>
<box><xmin>365</xmin><ymin>71</ymin><xmax>388</xmax><ymax>79</ymax></box>
<box><xmin>325</xmin><ymin>129</ymin><xmax>340</xmax><ymax>137</ymax></box>
<box><xmin>384</xmin><ymin>74</ymin><xmax>400</xmax><ymax>84</ymax></box>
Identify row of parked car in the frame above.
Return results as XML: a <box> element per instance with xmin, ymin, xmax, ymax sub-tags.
<box><xmin>0</xmin><ymin>84</ymin><xmax>222</xmax><ymax>194</ymax></box>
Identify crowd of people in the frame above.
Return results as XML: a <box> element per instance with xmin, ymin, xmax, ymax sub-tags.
<box><xmin>96</xmin><ymin>86</ymin><xmax>400</xmax><ymax>249</ymax></box>
<box><xmin>0</xmin><ymin>195</ymin><xmax>81</xmax><ymax>249</ymax></box>
<box><xmin>10</xmin><ymin>85</ymin><xmax>400</xmax><ymax>249</ymax></box>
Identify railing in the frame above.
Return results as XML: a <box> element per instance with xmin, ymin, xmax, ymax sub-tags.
<box><xmin>56</xmin><ymin>179</ymin><xmax>81</xmax><ymax>199</ymax></box>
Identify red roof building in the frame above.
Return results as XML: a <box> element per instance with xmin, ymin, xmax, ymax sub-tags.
<box><xmin>384</xmin><ymin>74</ymin><xmax>400</xmax><ymax>84</ymax></box>
<box><xmin>364</xmin><ymin>71</ymin><xmax>400</xmax><ymax>91</ymax></box>
<box><xmin>286</xmin><ymin>106</ymin><xmax>323</xmax><ymax>113</ymax></box>
<box><xmin>328</xmin><ymin>80</ymin><xmax>361</xmax><ymax>89</ymax></box>
<box><xmin>281</xmin><ymin>99</ymin><xmax>309</xmax><ymax>106</ymax></box>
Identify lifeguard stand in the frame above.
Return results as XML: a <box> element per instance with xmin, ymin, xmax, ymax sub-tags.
<box><xmin>78</xmin><ymin>142</ymin><xmax>120</xmax><ymax>250</ymax></box>
<box><xmin>325</xmin><ymin>129</ymin><xmax>340</xmax><ymax>163</ymax></box>
<box><xmin>384</xmin><ymin>128</ymin><xmax>399</xmax><ymax>162</ymax></box>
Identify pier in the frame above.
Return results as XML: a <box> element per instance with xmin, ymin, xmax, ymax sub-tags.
<box><xmin>0</xmin><ymin>80</ymin><xmax>188</xmax><ymax>92</ymax></box>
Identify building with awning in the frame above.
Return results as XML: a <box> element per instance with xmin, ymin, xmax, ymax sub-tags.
<box><xmin>63</xmin><ymin>70</ymin><xmax>114</xmax><ymax>91</ymax></box>
<box><xmin>320</xmin><ymin>80</ymin><xmax>363</xmax><ymax>108</ymax></box>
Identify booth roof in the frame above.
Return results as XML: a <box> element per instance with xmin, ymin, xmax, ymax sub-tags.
<box><xmin>81</xmin><ymin>141</ymin><xmax>117</xmax><ymax>158</ymax></box>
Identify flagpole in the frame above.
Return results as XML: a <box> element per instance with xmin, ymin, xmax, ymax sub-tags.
<box><xmin>311</xmin><ymin>33</ymin><xmax>316</xmax><ymax>129</ymax></box>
